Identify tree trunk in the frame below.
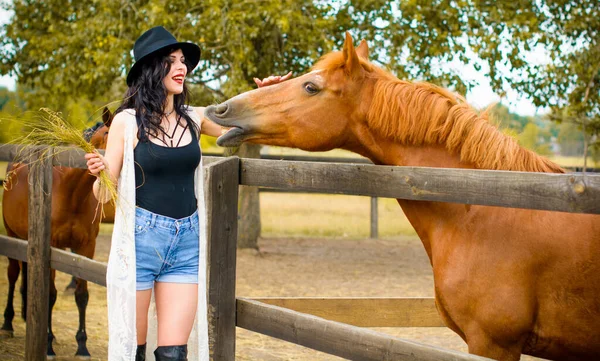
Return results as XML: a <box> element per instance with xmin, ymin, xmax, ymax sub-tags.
<box><xmin>225</xmin><ymin>144</ymin><xmax>261</xmax><ymax>249</ymax></box>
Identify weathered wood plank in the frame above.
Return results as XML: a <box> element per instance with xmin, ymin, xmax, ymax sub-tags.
<box><xmin>51</xmin><ymin>247</ymin><xmax>108</xmax><ymax>287</ymax></box>
<box><xmin>0</xmin><ymin>144</ymin><xmax>49</xmax><ymax>164</ymax></box>
<box><xmin>0</xmin><ymin>235</ymin><xmax>107</xmax><ymax>287</ymax></box>
<box><xmin>26</xmin><ymin>148</ymin><xmax>52</xmax><ymax>361</ymax></box>
<box><xmin>0</xmin><ymin>143</ymin><xmax>24</xmax><ymax>163</ymax></box>
<box><xmin>52</xmin><ymin>146</ymin><xmax>90</xmax><ymax>167</ymax></box>
<box><xmin>237</xmin><ymin>298</ymin><xmax>489</xmax><ymax>361</ymax></box>
<box><xmin>252</xmin><ymin>297</ymin><xmax>444</xmax><ymax>327</ymax></box>
<box><xmin>5</xmin><ymin>143</ymin><xmax>600</xmax><ymax>213</ymax></box>
<box><xmin>0</xmin><ymin>143</ymin><xmax>221</xmax><ymax>168</ymax></box>
<box><xmin>205</xmin><ymin>156</ymin><xmax>240</xmax><ymax>361</ymax></box>
<box><xmin>0</xmin><ymin>235</ymin><xmax>28</xmax><ymax>261</ymax></box>
<box><xmin>240</xmin><ymin>159</ymin><xmax>600</xmax><ymax>214</ymax></box>
<box><xmin>203</xmin><ymin>152</ymin><xmax>372</xmax><ymax>165</ymax></box>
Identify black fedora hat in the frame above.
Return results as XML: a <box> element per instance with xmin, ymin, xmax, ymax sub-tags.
<box><xmin>126</xmin><ymin>26</ymin><xmax>201</xmax><ymax>86</ymax></box>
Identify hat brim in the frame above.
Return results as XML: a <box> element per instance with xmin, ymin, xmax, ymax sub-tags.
<box><xmin>126</xmin><ymin>42</ymin><xmax>201</xmax><ymax>86</ymax></box>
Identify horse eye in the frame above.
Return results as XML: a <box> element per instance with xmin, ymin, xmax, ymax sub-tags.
<box><xmin>303</xmin><ymin>82</ymin><xmax>320</xmax><ymax>95</ymax></box>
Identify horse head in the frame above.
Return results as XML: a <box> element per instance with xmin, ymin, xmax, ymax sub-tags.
<box><xmin>205</xmin><ymin>32</ymin><xmax>372</xmax><ymax>153</ymax></box>
<box><xmin>206</xmin><ymin>32</ymin><xmax>564</xmax><ymax>172</ymax></box>
<box><xmin>84</xmin><ymin>107</ymin><xmax>112</xmax><ymax>150</ymax></box>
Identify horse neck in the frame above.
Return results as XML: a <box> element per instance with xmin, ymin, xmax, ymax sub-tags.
<box><xmin>345</xmin><ymin>134</ymin><xmax>472</xmax><ymax>259</ymax></box>
<box><xmin>59</xmin><ymin>167</ymin><xmax>98</xmax><ymax>207</ymax></box>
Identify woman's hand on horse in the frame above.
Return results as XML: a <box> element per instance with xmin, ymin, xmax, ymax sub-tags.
<box><xmin>85</xmin><ymin>152</ymin><xmax>107</xmax><ymax>176</ymax></box>
<box><xmin>254</xmin><ymin>71</ymin><xmax>292</xmax><ymax>87</ymax></box>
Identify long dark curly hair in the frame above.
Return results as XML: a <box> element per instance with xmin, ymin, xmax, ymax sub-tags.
<box><xmin>116</xmin><ymin>47</ymin><xmax>199</xmax><ymax>142</ymax></box>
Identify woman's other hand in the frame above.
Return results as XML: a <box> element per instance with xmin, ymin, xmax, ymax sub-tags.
<box><xmin>253</xmin><ymin>71</ymin><xmax>292</xmax><ymax>88</ymax></box>
<box><xmin>85</xmin><ymin>151</ymin><xmax>107</xmax><ymax>176</ymax></box>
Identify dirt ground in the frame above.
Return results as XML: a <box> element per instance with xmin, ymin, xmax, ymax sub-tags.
<box><xmin>0</xmin><ymin>235</ymin><xmax>543</xmax><ymax>361</ymax></box>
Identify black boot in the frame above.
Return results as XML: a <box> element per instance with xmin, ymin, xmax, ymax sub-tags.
<box><xmin>136</xmin><ymin>343</ymin><xmax>146</xmax><ymax>361</ymax></box>
<box><xmin>154</xmin><ymin>345</ymin><xmax>187</xmax><ymax>361</ymax></box>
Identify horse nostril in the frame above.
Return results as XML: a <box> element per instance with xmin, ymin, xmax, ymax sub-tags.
<box><xmin>214</xmin><ymin>103</ymin><xmax>229</xmax><ymax>117</ymax></box>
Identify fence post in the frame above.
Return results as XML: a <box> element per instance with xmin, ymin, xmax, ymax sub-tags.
<box><xmin>370</xmin><ymin>197</ymin><xmax>378</xmax><ymax>239</ymax></box>
<box><xmin>205</xmin><ymin>157</ymin><xmax>240</xmax><ymax>361</ymax></box>
<box><xmin>26</xmin><ymin>146</ymin><xmax>52</xmax><ymax>361</ymax></box>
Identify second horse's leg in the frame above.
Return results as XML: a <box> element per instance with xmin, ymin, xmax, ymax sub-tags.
<box><xmin>47</xmin><ymin>269</ymin><xmax>57</xmax><ymax>357</ymax></box>
<box><xmin>74</xmin><ymin>277</ymin><xmax>90</xmax><ymax>357</ymax></box>
<box><xmin>0</xmin><ymin>258</ymin><xmax>20</xmax><ymax>338</ymax></box>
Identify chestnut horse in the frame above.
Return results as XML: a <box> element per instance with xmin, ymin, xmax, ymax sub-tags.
<box><xmin>1</xmin><ymin>108</ymin><xmax>112</xmax><ymax>358</ymax></box>
<box><xmin>205</xmin><ymin>33</ymin><xmax>600</xmax><ymax>361</ymax></box>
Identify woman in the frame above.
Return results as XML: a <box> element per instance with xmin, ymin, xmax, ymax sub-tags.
<box><xmin>85</xmin><ymin>26</ymin><xmax>289</xmax><ymax>361</ymax></box>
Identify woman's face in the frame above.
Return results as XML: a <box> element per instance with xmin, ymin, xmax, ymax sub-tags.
<box><xmin>163</xmin><ymin>49</ymin><xmax>187</xmax><ymax>95</ymax></box>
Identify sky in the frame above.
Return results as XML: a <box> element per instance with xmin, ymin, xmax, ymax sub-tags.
<box><xmin>0</xmin><ymin>8</ymin><xmax>545</xmax><ymax>116</ymax></box>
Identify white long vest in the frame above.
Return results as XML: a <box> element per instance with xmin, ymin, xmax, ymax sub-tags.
<box><xmin>106</xmin><ymin>108</ymin><xmax>209</xmax><ymax>361</ymax></box>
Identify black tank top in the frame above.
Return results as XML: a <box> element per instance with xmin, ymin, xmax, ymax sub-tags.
<box><xmin>134</xmin><ymin>121</ymin><xmax>201</xmax><ymax>219</ymax></box>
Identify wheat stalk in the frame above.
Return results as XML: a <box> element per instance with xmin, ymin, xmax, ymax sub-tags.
<box><xmin>3</xmin><ymin>108</ymin><xmax>117</xmax><ymax>218</ymax></box>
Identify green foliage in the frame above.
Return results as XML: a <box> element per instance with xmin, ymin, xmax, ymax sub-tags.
<box><xmin>0</xmin><ymin>86</ymin><xmax>25</xmax><ymax>143</ymax></box>
<box><xmin>517</xmin><ymin>122</ymin><xmax>552</xmax><ymax>155</ymax></box>
<box><xmin>0</xmin><ymin>0</ymin><xmax>336</xmax><ymax>106</ymax></box>
<box><xmin>488</xmin><ymin>103</ymin><xmax>531</xmax><ymax>133</ymax></box>
<box><xmin>0</xmin><ymin>0</ymin><xmax>598</xmax><ymax>154</ymax></box>
<box><xmin>556</xmin><ymin>121</ymin><xmax>585</xmax><ymax>156</ymax></box>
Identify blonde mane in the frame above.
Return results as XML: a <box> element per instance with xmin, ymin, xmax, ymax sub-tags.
<box><xmin>314</xmin><ymin>52</ymin><xmax>564</xmax><ymax>173</ymax></box>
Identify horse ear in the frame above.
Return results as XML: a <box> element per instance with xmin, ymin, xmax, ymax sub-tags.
<box><xmin>342</xmin><ymin>32</ymin><xmax>362</xmax><ymax>78</ymax></box>
<box><xmin>102</xmin><ymin>107</ymin><xmax>113</xmax><ymax>127</ymax></box>
<box><xmin>356</xmin><ymin>40</ymin><xmax>369</xmax><ymax>60</ymax></box>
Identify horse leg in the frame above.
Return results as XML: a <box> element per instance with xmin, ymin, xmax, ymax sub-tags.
<box><xmin>0</xmin><ymin>258</ymin><xmax>20</xmax><ymax>338</ymax></box>
<box><xmin>74</xmin><ymin>277</ymin><xmax>90</xmax><ymax>357</ymax></box>
<box><xmin>73</xmin><ymin>241</ymin><xmax>94</xmax><ymax>357</ymax></box>
<box><xmin>20</xmin><ymin>261</ymin><xmax>27</xmax><ymax>321</ymax></box>
<box><xmin>47</xmin><ymin>269</ymin><xmax>57</xmax><ymax>358</ymax></box>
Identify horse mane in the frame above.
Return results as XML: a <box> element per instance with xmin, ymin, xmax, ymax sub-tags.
<box><xmin>83</xmin><ymin>121</ymin><xmax>105</xmax><ymax>141</ymax></box>
<box><xmin>313</xmin><ymin>52</ymin><xmax>564</xmax><ymax>173</ymax></box>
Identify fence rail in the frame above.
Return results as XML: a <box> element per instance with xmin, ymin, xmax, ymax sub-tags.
<box><xmin>3</xmin><ymin>144</ymin><xmax>599</xmax><ymax>214</ymax></box>
<box><xmin>240</xmin><ymin>159</ymin><xmax>600</xmax><ymax>214</ymax></box>
<box><xmin>236</xmin><ymin>298</ymin><xmax>490</xmax><ymax>361</ymax></box>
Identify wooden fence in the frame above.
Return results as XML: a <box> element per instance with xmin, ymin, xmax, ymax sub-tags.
<box><xmin>1</xmin><ymin>143</ymin><xmax>600</xmax><ymax>360</ymax></box>
<box><xmin>205</xmin><ymin>152</ymin><xmax>599</xmax><ymax>239</ymax></box>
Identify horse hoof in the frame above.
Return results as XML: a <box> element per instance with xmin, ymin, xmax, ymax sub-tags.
<box><xmin>0</xmin><ymin>329</ymin><xmax>14</xmax><ymax>338</ymax></box>
<box><xmin>75</xmin><ymin>349</ymin><xmax>91</xmax><ymax>359</ymax></box>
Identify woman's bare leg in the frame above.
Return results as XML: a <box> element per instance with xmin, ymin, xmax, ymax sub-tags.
<box><xmin>154</xmin><ymin>282</ymin><xmax>198</xmax><ymax>346</ymax></box>
<box><xmin>136</xmin><ymin>289</ymin><xmax>153</xmax><ymax>345</ymax></box>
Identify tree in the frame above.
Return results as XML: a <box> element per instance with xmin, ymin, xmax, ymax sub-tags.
<box><xmin>0</xmin><ymin>86</ymin><xmax>26</xmax><ymax>143</ymax></box>
<box><xmin>557</xmin><ymin>121</ymin><xmax>585</xmax><ymax>156</ymax></box>
<box><xmin>0</xmin><ymin>0</ymin><xmax>339</xmax><ymax>249</ymax></box>
<box><xmin>517</xmin><ymin>122</ymin><xmax>552</xmax><ymax>156</ymax></box>
<box><xmin>488</xmin><ymin>103</ymin><xmax>531</xmax><ymax>133</ymax></box>
<box><xmin>3</xmin><ymin>0</ymin><xmax>599</xmax><ymax>245</ymax></box>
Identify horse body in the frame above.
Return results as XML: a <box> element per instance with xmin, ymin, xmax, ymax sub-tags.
<box><xmin>205</xmin><ymin>33</ymin><xmax>600</xmax><ymax>360</ymax></box>
<box><xmin>1</xmin><ymin>109</ymin><xmax>112</xmax><ymax>357</ymax></box>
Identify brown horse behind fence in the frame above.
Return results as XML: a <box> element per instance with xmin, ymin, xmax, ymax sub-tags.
<box><xmin>1</xmin><ymin>108</ymin><xmax>112</xmax><ymax>358</ymax></box>
<box><xmin>205</xmin><ymin>33</ymin><xmax>600</xmax><ymax>361</ymax></box>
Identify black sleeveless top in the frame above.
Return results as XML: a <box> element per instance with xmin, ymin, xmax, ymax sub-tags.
<box><xmin>134</xmin><ymin>120</ymin><xmax>201</xmax><ymax>219</ymax></box>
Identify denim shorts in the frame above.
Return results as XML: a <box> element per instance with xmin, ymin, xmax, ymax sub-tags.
<box><xmin>134</xmin><ymin>207</ymin><xmax>200</xmax><ymax>291</ymax></box>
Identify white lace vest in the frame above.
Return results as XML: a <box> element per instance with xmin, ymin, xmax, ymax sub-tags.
<box><xmin>106</xmin><ymin>108</ymin><xmax>209</xmax><ymax>360</ymax></box>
